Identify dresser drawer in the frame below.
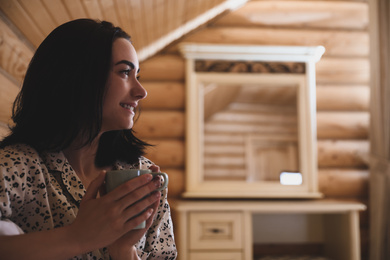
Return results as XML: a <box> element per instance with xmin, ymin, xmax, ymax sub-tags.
<box><xmin>189</xmin><ymin>251</ymin><xmax>243</xmax><ymax>260</ymax></box>
<box><xmin>189</xmin><ymin>212</ymin><xmax>243</xmax><ymax>250</ymax></box>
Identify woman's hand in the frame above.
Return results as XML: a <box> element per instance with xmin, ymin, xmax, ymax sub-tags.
<box><xmin>107</xmin><ymin>198</ymin><xmax>160</xmax><ymax>260</ymax></box>
<box><xmin>108</xmin><ymin>164</ymin><xmax>162</xmax><ymax>259</ymax></box>
<box><xmin>69</xmin><ymin>170</ymin><xmax>162</xmax><ymax>256</ymax></box>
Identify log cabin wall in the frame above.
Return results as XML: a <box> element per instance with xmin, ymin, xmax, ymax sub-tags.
<box><xmin>136</xmin><ymin>0</ymin><xmax>370</xmax><ymax>258</ymax></box>
<box><xmin>0</xmin><ymin>0</ymin><xmax>370</xmax><ymax>258</ymax></box>
<box><xmin>0</xmin><ymin>17</ymin><xmax>34</xmax><ymax>137</ymax></box>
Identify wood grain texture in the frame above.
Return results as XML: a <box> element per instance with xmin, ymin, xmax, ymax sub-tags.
<box><xmin>140</xmin><ymin>55</ymin><xmax>185</xmax><ymax>80</ymax></box>
<box><xmin>160</xmin><ymin>168</ymin><xmax>370</xmax><ymax>198</ymax></box>
<box><xmin>0</xmin><ymin>0</ymin><xmax>45</xmax><ymax>47</ymax></box>
<box><xmin>133</xmin><ymin>111</ymin><xmax>185</xmax><ymax>138</ymax></box>
<box><xmin>316</xmin><ymin>85</ymin><xmax>369</xmax><ymax>111</ymax></box>
<box><xmin>144</xmin><ymin>139</ymin><xmax>185</xmax><ymax>168</ymax></box>
<box><xmin>140</xmin><ymin>81</ymin><xmax>185</xmax><ymax>110</ymax></box>
<box><xmin>317</xmin><ymin>112</ymin><xmax>369</xmax><ymax>139</ymax></box>
<box><xmin>0</xmin><ymin>18</ymin><xmax>33</xmax><ymax>84</ymax></box>
<box><xmin>174</xmin><ymin>27</ymin><xmax>369</xmax><ymax>57</ymax></box>
<box><xmin>0</xmin><ymin>0</ymin><xmax>229</xmax><ymax>60</ymax></box>
<box><xmin>0</xmin><ymin>72</ymin><xmax>18</xmax><ymax>124</ymax></box>
<box><xmin>214</xmin><ymin>0</ymin><xmax>368</xmax><ymax>30</ymax></box>
<box><xmin>133</xmin><ymin>111</ymin><xmax>368</xmax><ymax>140</ymax></box>
<box><xmin>316</xmin><ymin>57</ymin><xmax>370</xmax><ymax>84</ymax></box>
<box><xmin>317</xmin><ymin>140</ymin><xmax>369</xmax><ymax>168</ymax></box>
<box><xmin>0</xmin><ymin>0</ymin><xmax>370</xmax><ymax>256</ymax></box>
<box><xmin>318</xmin><ymin>169</ymin><xmax>369</xmax><ymax>198</ymax></box>
<box><xmin>140</xmin><ymin>55</ymin><xmax>370</xmax><ymax>84</ymax></box>
<box><xmin>138</xmin><ymin>138</ymin><xmax>370</xmax><ymax>170</ymax></box>
<box><xmin>140</xmin><ymin>81</ymin><xmax>369</xmax><ymax>112</ymax></box>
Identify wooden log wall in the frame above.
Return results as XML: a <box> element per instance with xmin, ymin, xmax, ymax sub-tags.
<box><xmin>0</xmin><ymin>0</ymin><xmax>370</xmax><ymax>200</ymax></box>
<box><xmin>138</xmin><ymin>0</ymin><xmax>370</xmax><ymax>198</ymax></box>
<box><xmin>0</xmin><ymin>17</ymin><xmax>34</xmax><ymax>139</ymax></box>
<box><xmin>0</xmin><ymin>0</ymin><xmax>370</xmax><ymax>258</ymax></box>
<box><xmin>136</xmin><ymin>0</ymin><xmax>370</xmax><ymax>258</ymax></box>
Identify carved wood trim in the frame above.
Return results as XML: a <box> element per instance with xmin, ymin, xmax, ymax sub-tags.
<box><xmin>195</xmin><ymin>60</ymin><xmax>305</xmax><ymax>73</ymax></box>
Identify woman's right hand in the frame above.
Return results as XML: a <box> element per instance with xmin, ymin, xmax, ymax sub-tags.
<box><xmin>69</xmin><ymin>171</ymin><xmax>161</xmax><ymax>254</ymax></box>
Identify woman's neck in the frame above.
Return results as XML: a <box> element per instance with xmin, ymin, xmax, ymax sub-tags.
<box><xmin>62</xmin><ymin>137</ymin><xmax>108</xmax><ymax>189</ymax></box>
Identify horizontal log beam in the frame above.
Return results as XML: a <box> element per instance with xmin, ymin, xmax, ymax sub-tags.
<box><xmin>317</xmin><ymin>112</ymin><xmax>369</xmax><ymax>139</ymax></box>
<box><xmin>133</xmin><ymin>111</ymin><xmax>185</xmax><ymax>138</ymax></box>
<box><xmin>140</xmin><ymin>54</ymin><xmax>369</xmax><ymax>85</ymax></box>
<box><xmin>134</xmin><ymin>110</ymin><xmax>369</xmax><ymax>140</ymax></box>
<box><xmin>140</xmin><ymin>82</ymin><xmax>369</xmax><ymax>112</ymax></box>
<box><xmin>317</xmin><ymin>139</ymin><xmax>369</xmax><ymax>168</ymax></box>
<box><xmin>318</xmin><ymin>169</ymin><xmax>369</xmax><ymax>198</ymax></box>
<box><xmin>214</xmin><ymin>1</ymin><xmax>368</xmax><ymax>31</ymax></box>
<box><xmin>144</xmin><ymin>139</ymin><xmax>185</xmax><ymax>168</ymax></box>
<box><xmin>209</xmin><ymin>111</ymin><xmax>297</xmax><ymax>124</ymax></box>
<box><xmin>316</xmin><ymin>57</ymin><xmax>370</xmax><ymax>84</ymax></box>
<box><xmin>141</xmin><ymin>81</ymin><xmax>185</xmax><ymax>110</ymax></box>
<box><xmin>0</xmin><ymin>18</ymin><xmax>34</xmax><ymax>84</ymax></box>
<box><xmin>140</xmin><ymin>55</ymin><xmax>185</xmax><ymax>81</ymax></box>
<box><xmin>163</xmin><ymin>167</ymin><xmax>369</xmax><ymax>199</ymax></box>
<box><xmin>203</xmin><ymin>154</ymin><xmax>245</xmax><ymax>168</ymax></box>
<box><xmin>316</xmin><ymin>85</ymin><xmax>369</xmax><ymax>111</ymax></box>
<box><xmin>229</xmin><ymin>103</ymin><xmax>297</xmax><ymax>114</ymax></box>
<box><xmin>204</xmin><ymin>122</ymin><xmax>297</xmax><ymax>135</ymax></box>
<box><xmin>0</xmin><ymin>71</ymin><xmax>19</xmax><ymax>124</ymax></box>
<box><xmin>204</xmin><ymin>133</ymin><xmax>297</xmax><ymax>144</ymax></box>
<box><xmin>175</xmin><ymin>27</ymin><xmax>368</xmax><ymax>57</ymax></box>
<box><xmin>143</xmin><ymin>138</ymin><xmax>370</xmax><ymax>169</ymax></box>
<box><xmin>204</xmin><ymin>144</ymin><xmax>246</xmax><ymax>155</ymax></box>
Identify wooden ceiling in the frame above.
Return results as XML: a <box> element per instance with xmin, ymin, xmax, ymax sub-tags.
<box><xmin>0</xmin><ymin>0</ymin><xmax>248</xmax><ymax>61</ymax></box>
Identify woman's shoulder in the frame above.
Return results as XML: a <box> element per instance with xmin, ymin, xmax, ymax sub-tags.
<box><xmin>0</xmin><ymin>143</ymin><xmax>42</xmax><ymax>165</ymax></box>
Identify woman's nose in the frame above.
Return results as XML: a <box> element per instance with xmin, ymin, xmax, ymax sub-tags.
<box><xmin>133</xmin><ymin>80</ymin><xmax>147</xmax><ymax>100</ymax></box>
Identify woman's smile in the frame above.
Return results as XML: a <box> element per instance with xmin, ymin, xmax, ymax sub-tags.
<box><xmin>120</xmin><ymin>103</ymin><xmax>135</xmax><ymax>113</ymax></box>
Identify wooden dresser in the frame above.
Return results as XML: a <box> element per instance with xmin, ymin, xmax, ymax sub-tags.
<box><xmin>171</xmin><ymin>199</ymin><xmax>366</xmax><ymax>260</ymax></box>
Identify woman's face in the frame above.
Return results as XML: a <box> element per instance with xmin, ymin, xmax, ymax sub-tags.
<box><xmin>102</xmin><ymin>38</ymin><xmax>147</xmax><ymax>132</ymax></box>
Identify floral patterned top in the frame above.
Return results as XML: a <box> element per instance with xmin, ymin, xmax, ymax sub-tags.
<box><xmin>0</xmin><ymin>143</ymin><xmax>177</xmax><ymax>259</ymax></box>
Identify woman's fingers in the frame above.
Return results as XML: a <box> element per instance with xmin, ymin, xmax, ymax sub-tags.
<box><xmin>118</xmin><ymin>177</ymin><xmax>162</xmax><ymax>213</ymax></box>
<box><xmin>106</xmin><ymin>173</ymin><xmax>152</xmax><ymax>201</ymax></box>
<box><xmin>107</xmin><ymin>175</ymin><xmax>162</xmax><ymax>211</ymax></box>
<box><xmin>121</xmin><ymin>190</ymin><xmax>161</xmax><ymax>222</ymax></box>
<box><xmin>100</xmin><ymin>174</ymin><xmax>162</xmax><ymax>226</ymax></box>
<box><xmin>72</xmin><ymin>172</ymin><xmax>163</xmax><ymax>251</ymax></box>
<box><xmin>149</xmin><ymin>164</ymin><xmax>160</xmax><ymax>172</ymax></box>
<box><xmin>144</xmin><ymin>196</ymin><xmax>160</xmax><ymax>228</ymax></box>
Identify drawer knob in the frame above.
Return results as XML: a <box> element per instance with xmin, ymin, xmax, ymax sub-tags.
<box><xmin>209</xmin><ymin>228</ymin><xmax>223</xmax><ymax>234</ymax></box>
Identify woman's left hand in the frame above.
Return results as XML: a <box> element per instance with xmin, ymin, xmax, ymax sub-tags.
<box><xmin>108</xmin><ymin>164</ymin><xmax>161</xmax><ymax>260</ymax></box>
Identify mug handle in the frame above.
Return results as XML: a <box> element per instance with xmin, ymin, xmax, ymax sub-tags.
<box><xmin>151</xmin><ymin>172</ymin><xmax>169</xmax><ymax>191</ymax></box>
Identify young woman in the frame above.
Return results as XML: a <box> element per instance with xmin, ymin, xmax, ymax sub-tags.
<box><xmin>0</xmin><ymin>19</ymin><xmax>177</xmax><ymax>260</ymax></box>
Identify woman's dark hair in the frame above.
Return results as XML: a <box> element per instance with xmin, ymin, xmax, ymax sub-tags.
<box><xmin>0</xmin><ymin>19</ymin><xmax>150</xmax><ymax>166</ymax></box>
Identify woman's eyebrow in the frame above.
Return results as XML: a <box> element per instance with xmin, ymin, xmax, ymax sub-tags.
<box><xmin>115</xmin><ymin>60</ymin><xmax>140</xmax><ymax>73</ymax></box>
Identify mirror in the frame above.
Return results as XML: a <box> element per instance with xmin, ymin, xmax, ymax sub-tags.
<box><xmin>180</xmin><ymin>43</ymin><xmax>324</xmax><ymax>198</ymax></box>
<box><xmin>203</xmin><ymin>82</ymin><xmax>299</xmax><ymax>183</ymax></box>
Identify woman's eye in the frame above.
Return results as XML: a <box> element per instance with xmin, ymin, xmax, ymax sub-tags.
<box><xmin>120</xmin><ymin>69</ymin><xmax>130</xmax><ymax>76</ymax></box>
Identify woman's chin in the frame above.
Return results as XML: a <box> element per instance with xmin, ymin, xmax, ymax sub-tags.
<box><xmin>102</xmin><ymin>123</ymin><xmax>133</xmax><ymax>132</ymax></box>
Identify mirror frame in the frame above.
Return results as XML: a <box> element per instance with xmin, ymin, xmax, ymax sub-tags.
<box><xmin>180</xmin><ymin>43</ymin><xmax>325</xmax><ymax>198</ymax></box>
